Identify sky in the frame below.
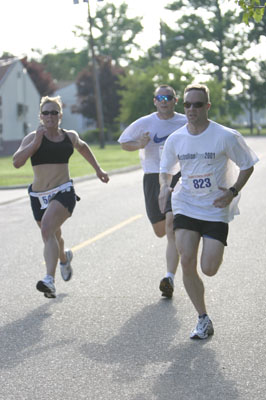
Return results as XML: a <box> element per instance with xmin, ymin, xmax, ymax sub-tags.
<box><xmin>0</xmin><ymin>0</ymin><xmax>175</xmax><ymax>60</ymax></box>
<box><xmin>1</xmin><ymin>0</ymin><xmax>264</xmax><ymax>89</ymax></box>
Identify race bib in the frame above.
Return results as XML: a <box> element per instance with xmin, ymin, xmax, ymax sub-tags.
<box><xmin>38</xmin><ymin>189</ymin><xmax>59</xmax><ymax>209</ymax></box>
<box><xmin>30</xmin><ymin>181</ymin><xmax>73</xmax><ymax>209</ymax></box>
<box><xmin>188</xmin><ymin>172</ymin><xmax>218</xmax><ymax>194</ymax></box>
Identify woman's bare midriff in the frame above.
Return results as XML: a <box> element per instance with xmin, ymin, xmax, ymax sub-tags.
<box><xmin>32</xmin><ymin>164</ymin><xmax>71</xmax><ymax>191</ymax></box>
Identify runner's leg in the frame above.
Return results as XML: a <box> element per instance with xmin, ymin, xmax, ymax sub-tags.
<box><xmin>40</xmin><ymin>200</ymin><xmax>70</xmax><ymax>278</ymax></box>
<box><xmin>176</xmin><ymin>229</ymin><xmax>207</xmax><ymax>315</ymax></box>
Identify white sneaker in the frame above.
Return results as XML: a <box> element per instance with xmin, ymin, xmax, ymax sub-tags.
<box><xmin>36</xmin><ymin>277</ymin><xmax>56</xmax><ymax>299</ymax></box>
<box><xmin>190</xmin><ymin>315</ymin><xmax>214</xmax><ymax>340</ymax></box>
<box><xmin>60</xmin><ymin>249</ymin><xmax>73</xmax><ymax>281</ymax></box>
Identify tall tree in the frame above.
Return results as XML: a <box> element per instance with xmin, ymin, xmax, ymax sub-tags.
<box><xmin>74</xmin><ymin>2</ymin><xmax>143</xmax><ymax>64</ymax></box>
<box><xmin>155</xmin><ymin>0</ymin><xmax>251</xmax><ymax>91</ymax></box>
<box><xmin>75</xmin><ymin>56</ymin><xmax>125</xmax><ymax>134</ymax></box>
<box><xmin>145</xmin><ymin>0</ymin><xmax>266</xmax><ymax>123</ymax></box>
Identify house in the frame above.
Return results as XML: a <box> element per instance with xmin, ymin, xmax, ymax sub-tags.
<box><xmin>54</xmin><ymin>81</ymin><xmax>94</xmax><ymax>134</ymax></box>
<box><xmin>0</xmin><ymin>58</ymin><xmax>40</xmax><ymax>156</ymax></box>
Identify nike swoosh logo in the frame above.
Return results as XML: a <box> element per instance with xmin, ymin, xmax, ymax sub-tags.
<box><xmin>153</xmin><ymin>134</ymin><xmax>169</xmax><ymax>143</ymax></box>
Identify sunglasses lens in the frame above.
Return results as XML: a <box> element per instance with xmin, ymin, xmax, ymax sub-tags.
<box><xmin>184</xmin><ymin>102</ymin><xmax>205</xmax><ymax>108</ymax></box>
<box><xmin>155</xmin><ymin>95</ymin><xmax>174</xmax><ymax>102</ymax></box>
<box><xmin>42</xmin><ymin>110</ymin><xmax>59</xmax><ymax>115</ymax></box>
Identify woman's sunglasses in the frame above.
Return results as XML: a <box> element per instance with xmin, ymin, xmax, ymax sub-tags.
<box><xmin>41</xmin><ymin>110</ymin><xmax>59</xmax><ymax>116</ymax></box>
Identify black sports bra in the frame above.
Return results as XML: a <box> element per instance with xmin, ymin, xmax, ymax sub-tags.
<box><xmin>31</xmin><ymin>131</ymin><xmax>74</xmax><ymax>166</ymax></box>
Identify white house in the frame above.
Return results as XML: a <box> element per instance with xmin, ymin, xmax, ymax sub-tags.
<box><xmin>0</xmin><ymin>58</ymin><xmax>40</xmax><ymax>156</ymax></box>
<box><xmin>54</xmin><ymin>81</ymin><xmax>93</xmax><ymax>134</ymax></box>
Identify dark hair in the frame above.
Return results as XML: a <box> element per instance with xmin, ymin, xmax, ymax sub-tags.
<box><xmin>154</xmin><ymin>85</ymin><xmax>177</xmax><ymax>97</ymax></box>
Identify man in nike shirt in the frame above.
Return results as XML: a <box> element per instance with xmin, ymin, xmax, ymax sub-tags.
<box><xmin>118</xmin><ymin>85</ymin><xmax>187</xmax><ymax>298</ymax></box>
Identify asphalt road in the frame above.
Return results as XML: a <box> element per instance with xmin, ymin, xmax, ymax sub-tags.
<box><xmin>0</xmin><ymin>137</ymin><xmax>266</xmax><ymax>400</ymax></box>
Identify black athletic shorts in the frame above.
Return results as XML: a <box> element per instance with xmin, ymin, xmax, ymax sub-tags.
<box><xmin>143</xmin><ymin>172</ymin><xmax>181</xmax><ymax>224</ymax></box>
<box><xmin>28</xmin><ymin>184</ymin><xmax>78</xmax><ymax>222</ymax></box>
<box><xmin>173</xmin><ymin>213</ymin><xmax>228</xmax><ymax>246</ymax></box>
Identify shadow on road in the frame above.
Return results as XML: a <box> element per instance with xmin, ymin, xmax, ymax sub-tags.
<box><xmin>80</xmin><ymin>298</ymin><xmax>238</xmax><ymax>399</ymax></box>
<box><xmin>152</xmin><ymin>340</ymin><xmax>239</xmax><ymax>400</ymax></box>
<box><xmin>0</xmin><ymin>294</ymin><xmax>71</xmax><ymax>369</ymax></box>
<box><xmin>81</xmin><ymin>299</ymin><xmax>178</xmax><ymax>373</ymax></box>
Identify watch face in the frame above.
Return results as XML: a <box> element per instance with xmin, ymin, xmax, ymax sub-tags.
<box><xmin>229</xmin><ymin>187</ymin><xmax>238</xmax><ymax>197</ymax></box>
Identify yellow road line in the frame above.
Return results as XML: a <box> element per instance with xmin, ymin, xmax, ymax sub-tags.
<box><xmin>71</xmin><ymin>214</ymin><xmax>143</xmax><ymax>253</ymax></box>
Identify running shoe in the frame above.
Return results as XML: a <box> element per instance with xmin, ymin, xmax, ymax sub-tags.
<box><xmin>159</xmin><ymin>277</ymin><xmax>174</xmax><ymax>298</ymax></box>
<box><xmin>60</xmin><ymin>249</ymin><xmax>73</xmax><ymax>281</ymax></box>
<box><xmin>36</xmin><ymin>278</ymin><xmax>56</xmax><ymax>299</ymax></box>
<box><xmin>190</xmin><ymin>315</ymin><xmax>214</xmax><ymax>340</ymax></box>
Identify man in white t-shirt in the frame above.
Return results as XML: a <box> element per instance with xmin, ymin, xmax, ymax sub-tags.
<box><xmin>159</xmin><ymin>83</ymin><xmax>258</xmax><ymax>339</ymax></box>
<box><xmin>118</xmin><ymin>85</ymin><xmax>187</xmax><ymax>298</ymax></box>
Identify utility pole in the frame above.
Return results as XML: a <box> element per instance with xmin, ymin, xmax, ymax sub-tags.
<box><xmin>159</xmin><ymin>19</ymin><xmax>165</xmax><ymax>59</ymax></box>
<box><xmin>87</xmin><ymin>0</ymin><xmax>105</xmax><ymax>148</ymax></box>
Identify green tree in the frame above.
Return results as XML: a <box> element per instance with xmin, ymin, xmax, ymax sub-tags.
<box><xmin>156</xmin><ymin>0</ymin><xmax>251</xmax><ymax>89</ymax></box>
<box><xmin>204</xmin><ymin>78</ymin><xmax>239</xmax><ymax>125</ymax></box>
<box><xmin>41</xmin><ymin>50</ymin><xmax>89</xmax><ymax>81</ymax></box>
<box><xmin>236</xmin><ymin>0</ymin><xmax>265</xmax><ymax>23</ymax></box>
<box><xmin>248</xmin><ymin>9</ymin><xmax>266</xmax><ymax>41</ymax></box>
<box><xmin>75</xmin><ymin>56</ymin><xmax>125</xmax><ymax>138</ymax></box>
<box><xmin>118</xmin><ymin>60</ymin><xmax>235</xmax><ymax>127</ymax></box>
<box><xmin>74</xmin><ymin>2</ymin><xmax>143</xmax><ymax>65</ymax></box>
<box><xmin>0</xmin><ymin>52</ymin><xmax>16</xmax><ymax>59</ymax></box>
<box><xmin>117</xmin><ymin>60</ymin><xmax>192</xmax><ymax>124</ymax></box>
<box><xmin>147</xmin><ymin>0</ymin><xmax>266</xmax><ymax>122</ymax></box>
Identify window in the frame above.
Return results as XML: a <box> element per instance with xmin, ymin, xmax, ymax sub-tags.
<box><xmin>17</xmin><ymin>103</ymin><xmax>28</xmax><ymax>117</ymax></box>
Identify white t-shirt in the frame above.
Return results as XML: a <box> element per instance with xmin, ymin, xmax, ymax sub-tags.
<box><xmin>118</xmin><ymin>112</ymin><xmax>187</xmax><ymax>173</ymax></box>
<box><xmin>160</xmin><ymin>121</ymin><xmax>259</xmax><ymax>222</ymax></box>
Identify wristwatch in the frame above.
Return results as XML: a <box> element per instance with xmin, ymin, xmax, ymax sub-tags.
<box><xmin>229</xmin><ymin>187</ymin><xmax>238</xmax><ymax>197</ymax></box>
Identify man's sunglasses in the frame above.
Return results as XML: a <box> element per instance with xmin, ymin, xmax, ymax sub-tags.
<box><xmin>183</xmin><ymin>102</ymin><xmax>206</xmax><ymax>109</ymax></box>
<box><xmin>41</xmin><ymin>110</ymin><xmax>59</xmax><ymax>116</ymax></box>
<box><xmin>154</xmin><ymin>95</ymin><xmax>175</xmax><ymax>102</ymax></box>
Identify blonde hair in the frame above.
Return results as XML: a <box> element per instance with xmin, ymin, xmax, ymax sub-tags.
<box><xmin>39</xmin><ymin>96</ymin><xmax>63</xmax><ymax>124</ymax></box>
<box><xmin>184</xmin><ymin>84</ymin><xmax>210</xmax><ymax>103</ymax></box>
<box><xmin>40</xmin><ymin>95</ymin><xmax>63</xmax><ymax>113</ymax></box>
